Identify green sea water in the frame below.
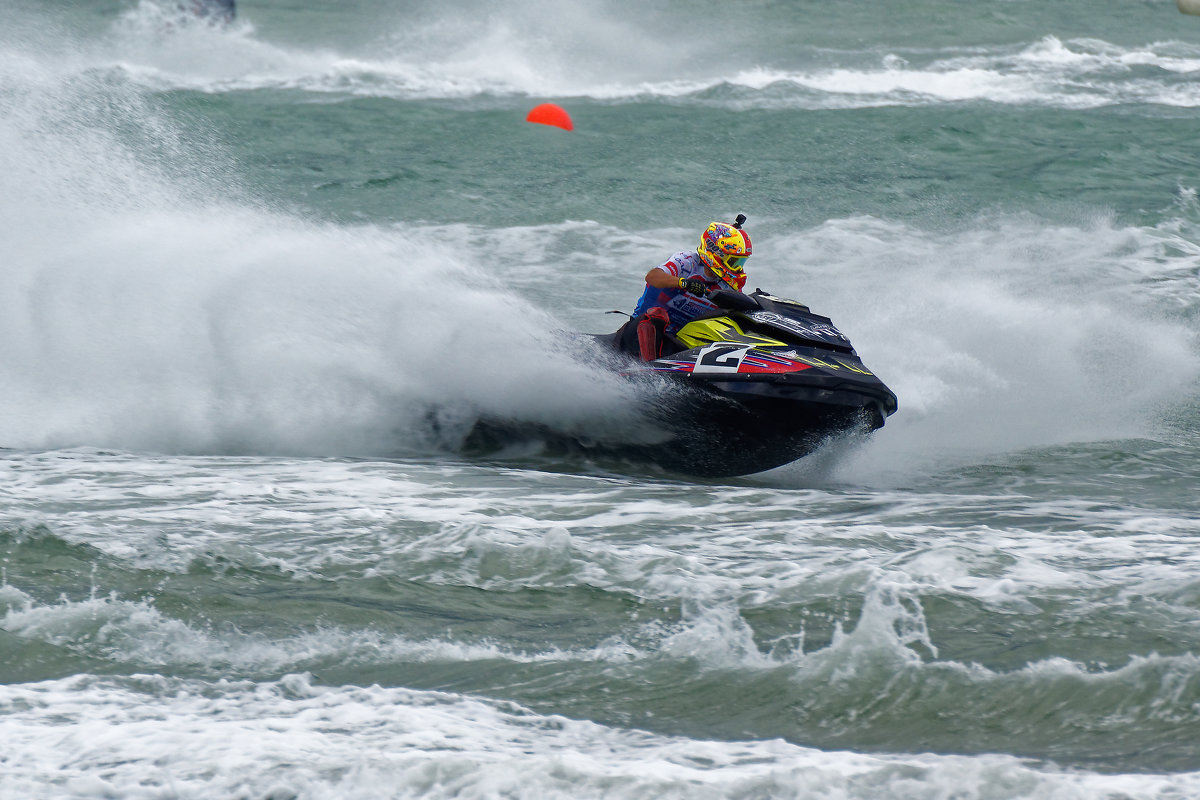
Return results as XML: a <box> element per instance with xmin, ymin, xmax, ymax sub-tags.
<box><xmin>2</xmin><ymin>1</ymin><xmax>1200</xmax><ymax>798</ymax></box>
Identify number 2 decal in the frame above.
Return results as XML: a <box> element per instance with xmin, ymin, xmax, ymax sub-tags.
<box><xmin>693</xmin><ymin>344</ymin><xmax>752</xmax><ymax>374</ymax></box>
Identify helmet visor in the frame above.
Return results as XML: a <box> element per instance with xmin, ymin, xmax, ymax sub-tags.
<box><xmin>725</xmin><ymin>255</ymin><xmax>748</xmax><ymax>271</ymax></box>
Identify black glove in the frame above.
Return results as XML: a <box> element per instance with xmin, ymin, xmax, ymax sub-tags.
<box><xmin>680</xmin><ymin>276</ymin><xmax>710</xmax><ymax>296</ymax></box>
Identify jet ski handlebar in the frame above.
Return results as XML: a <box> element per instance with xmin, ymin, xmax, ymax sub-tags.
<box><xmin>707</xmin><ymin>288</ymin><xmax>761</xmax><ymax>312</ymax></box>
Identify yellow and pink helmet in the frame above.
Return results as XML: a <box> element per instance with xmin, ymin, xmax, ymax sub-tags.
<box><xmin>697</xmin><ymin>216</ymin><xmax>751</xmax><ymax>290</ymax></box>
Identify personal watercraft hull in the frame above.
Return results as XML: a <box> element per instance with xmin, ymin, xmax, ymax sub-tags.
<box><xmin>464</xmin><ymin>289</ymin><xmax>898</xmax><ymax>478</ymax></box>
<box><xmin>612</xmin><ymin>363</ymin><xmax>893</xmax><ymax>477</ymax></box>
<box><xmin>631</xmin><ymin>390</ymin><xmax>883</xmax><ymax>477</ymax></box>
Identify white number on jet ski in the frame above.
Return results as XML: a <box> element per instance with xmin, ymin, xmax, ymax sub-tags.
<box><xmin>693</xmin><ymin>344</ymin><xmax>754</xmax><ymax>374</ymax></box>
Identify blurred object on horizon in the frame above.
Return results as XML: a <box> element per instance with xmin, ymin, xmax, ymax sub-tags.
<box><xmin>182</xmin><ymin>0</ymin><xmax>235</xmax><ymax>24</ymax></box>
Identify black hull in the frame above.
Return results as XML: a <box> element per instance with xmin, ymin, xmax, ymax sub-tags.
<box><xmin>463</xmin><ymin>289</ymin><xmax>897</xmax><ymax>478</ymax></box>
<box><xmin>463</xmin><ymin>382</ymin><xmax>887</xmax><ymax>478</ymax></box>
<box><xmin>648</xmin><ymin>384</ymin><xmax>886</xmax><ymax>477</ymax></box>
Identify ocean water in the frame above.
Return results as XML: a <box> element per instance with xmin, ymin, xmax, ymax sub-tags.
<box><xmin>3</xmin><ymin>1</ymin><xmax>1200</xmax><ymax>798</ymax></box>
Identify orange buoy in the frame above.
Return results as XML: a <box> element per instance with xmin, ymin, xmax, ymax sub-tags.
<box><xmin>525</xmin><ymin>103</ymin><xmax>573</xmax><ymax>131</ymax></box>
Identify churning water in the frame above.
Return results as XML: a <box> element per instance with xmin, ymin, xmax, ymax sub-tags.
<box><xmin>2</xmin><ymin>1</ymin><xmax>1200</xmax><ymax>797</ymax></box>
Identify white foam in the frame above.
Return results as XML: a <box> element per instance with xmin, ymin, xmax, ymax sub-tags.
<box><xmin>103</xmin><ymin>16</ymin><xmax>1200</xmax><ymax>108</ymax></box>
<box><xmin>9</xmin><ymin>486</ymin><xmax>1198</xmax><ymax>682</ymax></box>
<box><xmin>11</xmin><ymin>4</ymin><xmax>1200</xmax><ymax>108</ymax></box>
<box><xmin>0</xmin><ymin>47</ymin><xmax>644</xmax><ymax>456</ymax></box>
<box><xmin>0</xmin><ymin>582</ymin><xmax>645</xmax><ymax>672</ymax></box>
<box><xmin>5</xmin><ymin>443</ymin><xmax>1200</xmax><ymax>614</ymax></box>
<box><xmin>0</xmin><ymin>209</ymin><xmax>645</xmax><ymax>454</ymax></box>
<box><xmin>751</xmin><ymin>215</ymin><xmax>1200</xmax><ymax>482</ymax></box>
<box><xmin>1</xmin><ymin>672</ymin><xmax>1198</xmax><ymax>799</ymax></box>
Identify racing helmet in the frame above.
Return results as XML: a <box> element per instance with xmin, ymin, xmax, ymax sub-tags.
<box><xmin>697</xmin><ymin>220</ymin><xmax>751</xmax><ymax>290</ymax></box>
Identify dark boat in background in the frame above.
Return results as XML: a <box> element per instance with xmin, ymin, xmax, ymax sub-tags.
<box><xmin>183</xmin><ymin>0</ymin><xmax>235</xmax><ymax>24</ymax></box>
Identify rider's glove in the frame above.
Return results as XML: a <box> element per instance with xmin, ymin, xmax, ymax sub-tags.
<box><xmin>680</xmin><ymin>276</ymin><xmax>710</xmax><ymax>296</ymax></box>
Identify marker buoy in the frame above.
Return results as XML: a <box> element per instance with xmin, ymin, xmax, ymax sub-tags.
<box><xmin>525</xmin><ymin>103</ymin><xmax>573</xmax><ymax>131</ymax></box>
<box><xmin>1180</xmin><ymin>0</ymin><xmax>1200</xmax><ymax>15</ymax></box>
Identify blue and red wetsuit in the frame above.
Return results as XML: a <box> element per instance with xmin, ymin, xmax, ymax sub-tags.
<box><xmin>632</xmin><ymin>251</ymin><xmax>722</xmax><ymax>334</ymax></box>
<box><xmin>626</xmin><ymin>251</ymin><xmax>725</xmax><ymax>360</ymax></box>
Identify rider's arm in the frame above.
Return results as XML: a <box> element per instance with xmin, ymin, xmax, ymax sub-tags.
<box><xmin>645</xmin><ymin>267</ymin><xmax>682</xmax><ymax>289</ymax></box>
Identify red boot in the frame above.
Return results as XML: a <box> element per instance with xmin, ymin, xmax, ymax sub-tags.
<box><xmin>636</xmin><ymin>307</ymin><xmax>670</xmax><ymax>361</ymax></box>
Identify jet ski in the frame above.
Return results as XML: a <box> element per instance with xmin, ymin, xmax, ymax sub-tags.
<box><xmin>584</xmin><ymin>287</ymin><xmax>898</xmax><ymax>476</ymax></box>
<box><xmin>462</xmin><ymin>287</ymin><xmax>897</xmax><ymax>478</ymax></box>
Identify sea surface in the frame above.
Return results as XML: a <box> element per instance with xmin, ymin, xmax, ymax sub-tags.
<box><xmin>3</xmin><ymin>1</ymin><xmax>1200</xmax><ymax>798</ymax></box>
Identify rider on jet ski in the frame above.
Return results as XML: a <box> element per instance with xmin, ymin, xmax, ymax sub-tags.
<box><xmin>622</xmin><ymin>216</ymin><xmax>752</xmax><ymax>361</ymax></box>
